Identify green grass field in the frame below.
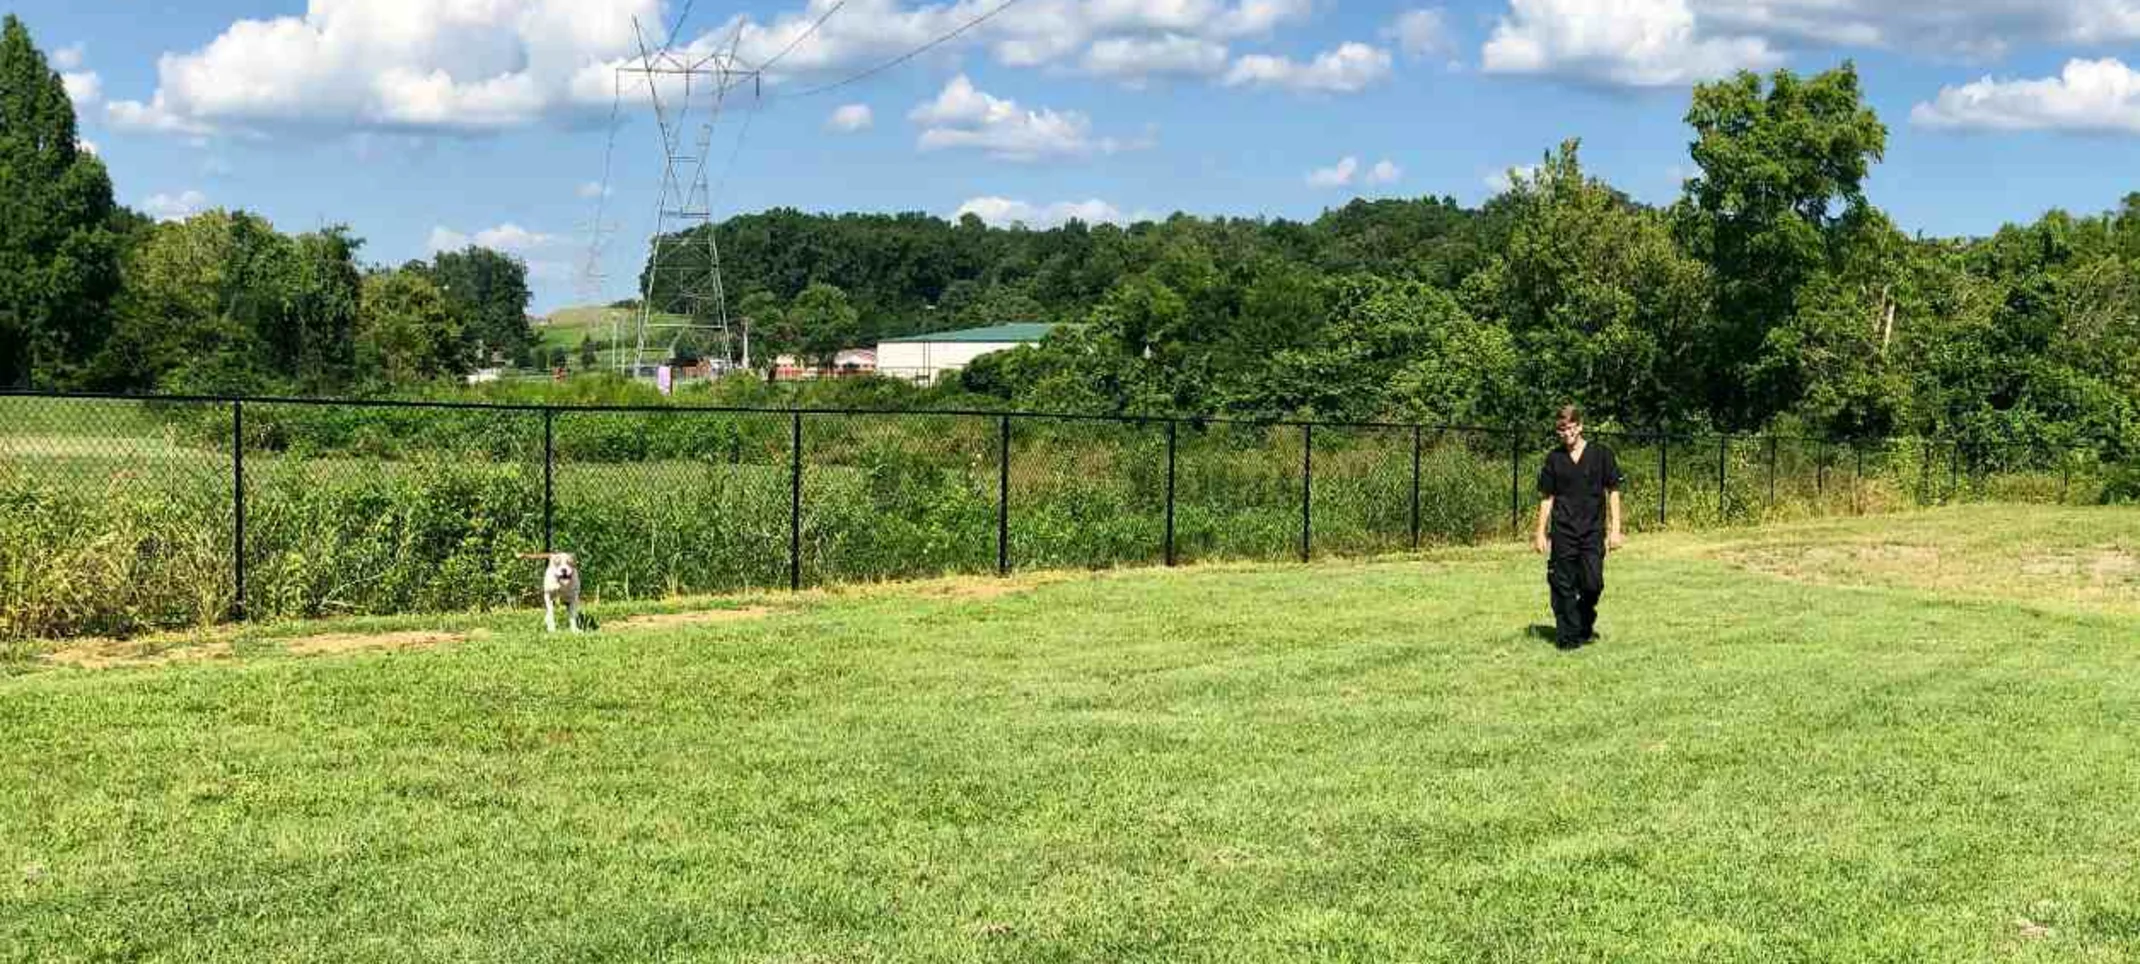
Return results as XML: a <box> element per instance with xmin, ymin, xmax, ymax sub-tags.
<box><xmin>537</xmin><ymin>306</ymin><xmax>695</xmax><ymax>367</ymax></box>
<box><xmin>6</xmin><ymin>504</ymin><xmax>2140</xmax><ymax>961</ymax></box>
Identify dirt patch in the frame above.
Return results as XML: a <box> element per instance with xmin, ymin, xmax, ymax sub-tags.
<box><xmin>912</xmin><ymin>581</ymin><xmax>1030</xmax><ymax>601</ymax></box>
<box><xmin>613</xmin><ymin>607</ymin><xmax>778</xmax><ymax>629</ymax></box>
<box><xmin>40</xmin><ymin>638</ymin><xmax>235</xmax><ymax>670</ymax></box>
<box><xmin>2019</xmin><ymin>549</ymin><xmax>2140</xmax><ymax>581</ymax></box>
<box><xmin>282</xmin><ymin>629</ymin><xmax>478</xmax><ymax>657</ymax></box>
<box><xmin>1720</xmin><ymin>543</ymin><xmax>1940</xmax><ymax>581</ymax></box>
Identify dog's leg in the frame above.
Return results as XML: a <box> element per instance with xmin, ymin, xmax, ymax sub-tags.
<box><xmin>568</xmin><ymin>590</ymin><xmax>581</xmax><ymax>633</ymax></box>
<box><xmin>544</xmin><ymin>592</ymin><xmax>557</xmax><ymax>633</ymax></box>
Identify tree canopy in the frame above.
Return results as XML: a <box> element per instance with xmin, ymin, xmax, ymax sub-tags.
<box><xmin>1</xmin><ymin>13</ymin><xmax>2136</xmax><ymax>460</ymax></box>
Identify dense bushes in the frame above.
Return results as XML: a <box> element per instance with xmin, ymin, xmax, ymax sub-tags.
<box><xmin>0</xmin><ymin>397</ymin><xmax>2110</xmax><ymax>642</ymax></box>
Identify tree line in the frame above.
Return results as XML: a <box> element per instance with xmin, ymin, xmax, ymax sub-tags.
<box><xmin>7</xmin><ymin>12</ymin><xmax>2138</xmax><ymax>459</ymax></box>
<box><xmin>704</xmin><ymin>67</ymin><xmax>2139</xmax><ymax>458</ymax></box>
<box><xmin>0</xmin><ymin>16</ymin><xmax>539</xmax><ymax>396</ymax></box>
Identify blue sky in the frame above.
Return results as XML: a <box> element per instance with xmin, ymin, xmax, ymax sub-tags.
<box><xmin>21</xmin><ymin>0</ymin><xmax>2140</xmax><ymax>313</ymax></box>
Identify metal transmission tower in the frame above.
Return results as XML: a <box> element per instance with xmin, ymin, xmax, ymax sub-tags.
<box><xmin>619</xmin><ymin>20</ymin><xmax>759</xmax><ymax>377</ymax></box>
<box><xmin>577</xmin><ymin>68</ymin><xmax>627</xmax><ymax>373</ymax></box>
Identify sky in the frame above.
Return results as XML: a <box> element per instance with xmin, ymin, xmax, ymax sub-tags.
<box><xmin>22</xmin><ymin>0</ymin><xmax>2140</xmax><ymax>314</ymax></box>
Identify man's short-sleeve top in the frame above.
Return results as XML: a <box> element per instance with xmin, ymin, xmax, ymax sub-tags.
<box><xmin>1537</xmin><ymin>443</ymin><xmax>1624</xmax><ymax>543</ymax></box>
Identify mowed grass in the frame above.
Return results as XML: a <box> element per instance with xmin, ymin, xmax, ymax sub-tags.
<box><xmin>537</xmin><ymin>306</ymin><xmax>694</xmax><ymax>365</ymax></box>
<box><xmin>5</xmin><ymin>505</ymin><xmax>2140</xmax><ymax>962</ymax></box>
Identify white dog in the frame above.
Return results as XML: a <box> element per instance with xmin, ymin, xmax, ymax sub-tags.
<box><xmin>522</xmin><ymin>552</ymin><xmax>582</xmax><ymax>633</ymax></box>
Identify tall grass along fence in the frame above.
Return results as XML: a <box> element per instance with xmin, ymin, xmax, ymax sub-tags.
<box><xmin>0</xmin><ymin>391</ymin><xmax>2114</xmax><ymax>642</ymax></box>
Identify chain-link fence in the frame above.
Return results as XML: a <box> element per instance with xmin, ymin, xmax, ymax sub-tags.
<box><xmin>0</xmin><ymin>390</ymin><xmax>2120</xmax><ymax>641</ymax></box>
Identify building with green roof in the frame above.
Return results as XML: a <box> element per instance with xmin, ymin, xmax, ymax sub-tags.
<box><xmin>875</xmin><ymin>323</ymin><xmax>1060</xmax><ymax>381</ymax></box>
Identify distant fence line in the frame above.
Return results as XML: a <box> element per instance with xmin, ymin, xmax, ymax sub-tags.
<box><xmin>0</xmin><ymin>389</ymin><xmax>2113</xmax><ymax>641</ymax></box>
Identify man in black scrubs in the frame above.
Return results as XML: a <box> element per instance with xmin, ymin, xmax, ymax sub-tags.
<box><xmin>1532</xmin><ymin>406</ymin><xmax>1625</xmax><ymax>650</ymax></box>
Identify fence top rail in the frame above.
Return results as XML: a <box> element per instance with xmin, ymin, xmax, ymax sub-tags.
<box><xmin>0</xmin><ymin>388</ymin><xmax>2100</xmax><ymax>454</ymax></box>
<box><xmin>0</xmin><ymin>388</ymin><xmax>1518</xmax><ymax>432</ymax></box>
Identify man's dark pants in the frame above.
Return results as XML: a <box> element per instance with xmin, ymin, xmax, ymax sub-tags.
<box><xmin>1547</xmin><ymin>541</ymin><xmax>1604</xmax><ymax>647</ymax></box>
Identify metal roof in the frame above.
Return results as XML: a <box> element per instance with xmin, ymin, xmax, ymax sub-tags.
<box><xmin>879</xmin><ymin>323</ymin><xmax>1059</xmax><ymax>344</ymax></box>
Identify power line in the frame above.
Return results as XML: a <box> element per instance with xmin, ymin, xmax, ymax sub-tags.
<box><xmin>662</xmin><ymin>0</ymin><xmax>702</xmax><ymax>53</ymax></box>
<box><xmin>785</xmin><ymin>0</ymin><xmax>1029</xmax><ymax>100</ymax></box>
<box><xmin>759</xmin><ymin>0</ymin><xmax>849</xmax><ymax>73</ymax></box>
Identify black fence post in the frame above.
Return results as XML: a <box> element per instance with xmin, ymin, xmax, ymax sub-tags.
<box><xmin>1409</xmin><ymin>425</ymin><xmax>1423</xmax><ymax>551</ymax></box>
<box><xmin>789</xmin><ymin>411</ymin><xmax>802</xmax><ymax>592</ymax></box>
<box><xmin>997</xmin><ymin>414</ymin><xmax>1011</xmax><ymax>577</ymax></box>
<box><xmin>1717</xmin><ymin>436</ymin><xmax>1729</xmax><ymax>522</ymax></box>
<box><xmin>1817</xmin><ymin>442</ymin><xmax>1827</xmax><ymax>499</ymax></box>
<box><xmin>1854</xmin><ymin>443</ymin><xmax>1865</xmax><ymax>515</ymax></box>
<box><xmin>2063</xmin><ymin>450</ymin><xmax>2073</xmax><ymax>505</ymax></box>
<box><xmin>1657</xmin><ymin>431</ymin><xmax>1668</xmax><ymax>528</ymax></box>
<box><xmin>1300</xmin><ymin>423</ymin><xmax>1313</xmax><ymax>564</ymax></box>
<box><xmin>543</xmin><ymin>407</ymin><xmax>555</xmax><ymax>553</ymax></box>
<box><xmin>1950</xmin><ymin>442</ymin><xmax>1960</xmax><ymax>502</ymax></box>
<box><xmin>1767</xmin><ymin>436</ymin><xmax>1778</xmax><ymax>508</ymax></box>
<box><xmin>1509</xmin><ymin>430</ymin><xmax>1522</xmax><ymax>540</ymax></box>
<box><xmin>1165</xmin><ymin>419</ymin><xmax>1178</xmax><ymax>568</ymax></box>
<box><xmin>232</xmin><ymin>399</ymin><xmax>246</xmax><ymax>622</ymax></box>
<box><xmin>1926</xmin><ymin>441</ymin><xmax>1943</xmax><ymax>507</ymax></box>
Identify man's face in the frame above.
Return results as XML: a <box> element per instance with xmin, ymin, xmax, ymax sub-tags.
<box><xmin>1556</xmin><ymin>420</ymin><xmax>1583</xmax><ymax>449</ymax></box>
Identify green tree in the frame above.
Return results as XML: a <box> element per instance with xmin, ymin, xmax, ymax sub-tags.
<box><xmin>788</xmin><ymin>283</ymin><xmax>860</xmax><ymax>369</ymax></box>
<box><xmin>1676</xmin><ymin>63</ymin><xmax>1888</xmax><ymax>427</ymax></box>
<box><xmin>0</xmin><ymin>15</ymin><xmax>121</xmax><ymax>388</ymax></box>
<box><xmin>98</xmin><ymin>210</ymin><xmax>365</xmax><ymax>392</ymax></box>
<box><xmin>734</xmin><ymin>290</ymin><xmax>790</xmax><ymax>375</ymax></box>
<box><xmin>578</xmin><ymin>334</ymin><xmax>598</xmax><ymax>370</ymax></box>
<box><xmin>1466</xmin><ymin>140</ymin><xmax>1712</xmax><ymax>426</ymax></box>
<box><xmin>430</xmin><ymin>246</ymin><xmax>534</xmax><ymax>364</ymax></box>
<box><xmin>357</xmin><ymin>269</ymin><xmax>466</xmax><ymax>383</ymax></box>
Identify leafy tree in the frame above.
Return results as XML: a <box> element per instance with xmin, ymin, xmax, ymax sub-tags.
<box><xmin>1466</xmin><ymin>140</ymin><xmax>1711</xmax><ymax>426</ymax></box>
<box><xmin>788</xmin><ymin>283</ymin><xmax>860</xmax><ymax>369</ymax></box>
<box><xmin>0</xmin><ymin>15</ymin><xmax>120</xmax><ymax>388</ymax></box>
<box><xmin>1676</xmin><ymin>63</ymin><xmax>1888</xmax><ymax>427</ymax></box>
<box><xmin>357</xmin><ymin>269</ymin><xmax>465</xmax><ymax>383</ymax></box>
<box><xmin>430</xmin><ymin>246</ymin><xmax>534</xmax><ymax>364</ymax></box>
<box><xmin>733</xmin><ymin>290</ymin><xmax>790</xmax><ymax>375</ymax></box>
<box><xmin>578</xmin><ymin>334</ymin><xmax>598</xmax><ymax>370</ymax></box>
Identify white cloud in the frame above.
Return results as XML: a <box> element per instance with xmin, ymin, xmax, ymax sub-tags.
<box><xmin>1483</xmin><ymin>0</ymin><xmax>1781</xmax><ymax>88</ymax></box>
<box><xmin>143</xmin><ymin>190</ymin><xmax>210</xmax><ymax>222</ymax></box>
<box><xmin>61</xmin><ymin>72</ymin><xmax>102</xmax><ymax>109</ymax></box>
<box><xmin>1485</xmin><ymin>164</ymin><xmax>1540</xmax><ymax>193</ymax></box>
<box><xmin>1690</xmin><ymin>0</ymin><xmax>2140</xmax><ymax>61</ymax></box>
<box><xmin>955</xmin><ymin>196</ymin><xmax>1127</xmax><ymax>228</ymax></box>
<box><xmin>576</xmin><ymin>181</ymin><xmax>612</xmax><ymax>198</ymax></box>
<box><xmin>1308</xmin><ymin>155</ymin><xmax>1401</xmax><ymax>188</ymax></box>
<box><xmin>79</xmin><ymin>139</ymin><xmax>99</xmax><ymax>156</ymax></box>
<box><xmin>1224</xmin><ymin>42</ymin><xmax>1394</xmax><ymax>93</ymax></box>
<box><xmin>525</xmin><ymin>260</ymin><xmax>575</xmax><ymax>282</ymax></box>
<box><xmin>52</xmin><ymin>44</ymin><xmax>86</xmax><ymax>71</ymax></box>
<box><xmin>703</xmin><ymin>0</ymin><xmax>1304</xmax><ymax>78</ymax></box>
<box><xmin>909</xmin><ymin>74</ymin><xmax>1147</xmax><ymax>161</ymax></box>
<box><xmin>108</xmin><ymin>0</ymin><xmax>664</xmax><ymax>136</ymax></box>
<box><xmin>1911</xmin><ymin>58</ymin><xmax>2140</xmax><ymax>133</ymax></box>
<box><xmin>95</xmin><ymin>0</ymin><xmax>1393</xmax><ymax>139</ymax></box>
<box><xmin>827</xmin><ymin>103</ymin><xmax>875</xmax><ymax>132</ymax></box>
<box><xmin>1307</xmin><ymin>156</ymin><xmax>1359</xmax><ymax>188</ymax></box>
<box><xmin>1082</xmin><ymin>34</ymin><xmax>1231</xmax><ymax>82</ymax></box>
<box><xmin>1387</xmin><ymin>9</ymin><xmax>1455</xmax><ymax>59</ymax></box>
<box><xmin>428</xmin><ymin>223</ymin><xmax>559</xmax><ymax>253</ymax></box>
<box><xmin>108</xmin><ymin>96</ymin><xmax>220</xmax><ymax>137</ymax></box>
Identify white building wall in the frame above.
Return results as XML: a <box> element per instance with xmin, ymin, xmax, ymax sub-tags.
<box><xmin>874</xmin><ymin>340</ymin><xmax>1025</xmax><ymax>381</ymax></box>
